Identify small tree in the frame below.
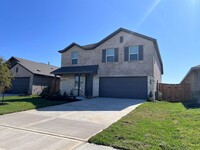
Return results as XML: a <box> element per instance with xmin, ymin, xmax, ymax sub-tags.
<box><xmin>0</xmin><ymin>57</ymin><xmax>12</xmax><ymax>103</ymax></box>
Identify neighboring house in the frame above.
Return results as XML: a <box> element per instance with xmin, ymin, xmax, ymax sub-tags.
<box><xmin>7</xmin><ymin>56</ymin><xmax>59</xmax><ymax>95</ymax></box>
<box><xmin>181</xmin><ymin>65</ymin><xmax>200</xmax><ymax>100</ymax></box>
<box><xmin>52</xmin><ymin>28</ymin><xmax>163</xmax><ymax>99</ymax></box>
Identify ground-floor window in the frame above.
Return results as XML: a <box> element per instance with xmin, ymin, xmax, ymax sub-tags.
<box><xmin>74</xmin><ymin>75</ymin><xmax>83</xmax><ymax>90</ymax></box>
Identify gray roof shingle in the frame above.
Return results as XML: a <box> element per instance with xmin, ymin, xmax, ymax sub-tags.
<box><xmin>192</xmin><ymin>65</ymin><xmax>200</xmax><ymax>70</ymax></box>
<box><xmin>82</xmin><ymin>43</ymin><xmax>97</xmax><ymax>49</ymax></box>
<box><xmin>51</xmin><ymin>65</ymin><xmax>99</xmax><ymax>75</ymax></box>
<box><xmin>9</xmin><ymin>57</ymin><xmax>59</xmax><ymax>77</ymax></box>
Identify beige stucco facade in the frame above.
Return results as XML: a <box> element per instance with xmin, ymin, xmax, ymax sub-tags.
<box><xmin>62</xmin><ymin>31</ymin><xmax>155</xmax><ymax>77</ymax></box>
<box><xmin>58</xmin><ymin>29</ymin><xmax>163</xmax><ymax>98</ymax></box>
<box><xmin>60</xmin><ymin>74</ymin><xmax>85</xmax><ymax>96</ymax></box>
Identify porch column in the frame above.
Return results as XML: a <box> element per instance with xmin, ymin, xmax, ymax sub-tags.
<box><xmin>77</xmin><ymin>74</ymin><xmax>81</xmax><ymax>96</ymax></box>
<box><xmin>88</xmin><ymin>73</ymin><xmax>93</xmax><ymax>97</ymax></box>
<box><xmin>85</xmin><ymin>73</ymin><xmax>93</xmax><ymax>98</ymax></box>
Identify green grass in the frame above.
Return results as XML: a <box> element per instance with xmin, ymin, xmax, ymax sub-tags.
<box><xmin>0</xmin><ymin>95</ymin><xmax>69</xmax><ymax>115</ymax></box>
<box><xmin>89</xmin><ymin>101</ymin><xmax>200</xmax><ymax>150</ymax></box>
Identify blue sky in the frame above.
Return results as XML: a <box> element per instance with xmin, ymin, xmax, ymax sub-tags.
<box><xmin>0</xmin><ymin>0</ymin><xmax>199</xmax><ymax>83</ymax></box>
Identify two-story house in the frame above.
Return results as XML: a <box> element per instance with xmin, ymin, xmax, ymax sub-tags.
<box><xmin>52</xmin><ymin>28</ymin><xmax>163</xmax><ymax>99</ymax></box>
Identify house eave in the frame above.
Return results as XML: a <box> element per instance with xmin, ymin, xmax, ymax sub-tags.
<box><xmin>58</xmin><ymin>42</ymin><xmax>83</xmax><ymax>53</ymax></box>
<box><xmin>51</xmin><ymin>65</ymin><xmax>99</xmax><ymax>75</ymax></box>
<box><xmin>180</xmin><ymin>67</ymin><xmax>200</xmax><ymax>83</ymax></box>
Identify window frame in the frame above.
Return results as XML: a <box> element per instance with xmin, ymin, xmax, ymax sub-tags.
<box><xmin>71</xmin><ymin>51</ymin><xmax>78</xmax><ymax>65</ymax></box>
<box><xmin>129</xmin><ymin>46</ymin><xmax>139</xmax><ymax>61</ymax></box>
<box><xmin>106</xmin><ymin>48</ymin><xmax>115</xmax><ymax>63</ymax></box>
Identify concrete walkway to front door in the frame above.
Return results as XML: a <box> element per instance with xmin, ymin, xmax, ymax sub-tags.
<box><xmin>0</xmin><ymin>98</ymin><xmax>144</xmax><ymax>150</ymax></box>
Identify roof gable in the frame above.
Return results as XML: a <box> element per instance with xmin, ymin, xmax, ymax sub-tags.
<box><xmin>61</xmin><ymin>42</ymin><xmax>84</xmax><ymax>52</ymax></box>
<box><xmin>59</xmin><ymin>28</ymin><xmax>157</xmax><ymax>53</ymax></box>
<box><xmin>7</xmin><ymin>56</ymin><xmax>59</xmax><ymax>77</ymax></box>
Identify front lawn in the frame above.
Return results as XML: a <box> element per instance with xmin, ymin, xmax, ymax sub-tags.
<box><xmin>89</xmin><ymin>101</ymin><xmax>200</xmax><ymax>150</ymax></box>
<box><xmin>0</xmin><ymin>95</ymin><xmax>71</xmax><ymax>115</ymax></box>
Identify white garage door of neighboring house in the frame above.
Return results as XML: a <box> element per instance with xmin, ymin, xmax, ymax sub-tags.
<box><xmin>99</xmin><ymin>77</ymin><xmax>147</xmax><ymax>99</ymax></box>
<box><xmin>7</xmin><ymin>77</ymin><xmax>30</xmax><ymax>94</ymax></box>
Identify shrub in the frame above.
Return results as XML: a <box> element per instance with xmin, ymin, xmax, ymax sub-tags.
<box><xmin>40</xmin><ymin>87</ymin><xmax>49</xmax><ymax>98</ymax></box>
<box><xmin>63</xmin><ymin>91</ymin><xmax>70</xmax><ymax>98</ymax></box>
<box><xmin>24</xmin><ymin>89</ymin><xmax>30</xmax><ymax>95</ymax></box>
<box><xmin>63</xmin><ymin>91</ymin><xmax>66</xmax><ymax>97</ymax></box>
<box><xmin>70</xmin><ymin>89</ymin><xmax>74</xmax><ymax>96</ymax></box>
<box><xmin>147</xmin><ymin>91</ymin><xmax>155</xmax><ymax>102</ymax></box>
<box><xmin>55</xmin><ymin>90</ymin><xmax>62</xmax><ymax>97</ymax></box>
<box><xmin>155</xmin><ymin>91</ymin><xmax>162</xmax><ymax>101</ymax></box>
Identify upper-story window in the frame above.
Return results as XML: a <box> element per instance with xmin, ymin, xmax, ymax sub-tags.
<box><xmin>106</xmin><ymin>49</ymin><xmax>115</xmax><ymax>62</ymax></box>
<box><xmin>124</xmin><ymin>45</ymin><xmax>143</xmax><ymax>62</ymax></box>
<box><xmin>71</xmin><ymin>51</ymin><xmax>78</xmax><ymax>64</ymax></box>
<box><xmin>120</xmin><ymin>36</ymin><xmax>123</xmax><ymax>43</ymax></box>
<box><xmin>102</xmin><ymin>48</ymin><xmax>118</xmax><ymax>63</ymax></box>
<box><xmin>129</xmin><ymin>46</ymin><xmax>139</xmax><ymax>61</ymax></box>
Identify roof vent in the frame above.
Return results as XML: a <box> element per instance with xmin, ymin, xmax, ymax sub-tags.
<box><xmin>37</xmin><ymin>69</ymin><xmax>41</xmax><ymax>72</ymax></box>
<box><xmin>51</xmin><ymin>68</ymin><xmax>53</xmax><ymax>69</ymax></box>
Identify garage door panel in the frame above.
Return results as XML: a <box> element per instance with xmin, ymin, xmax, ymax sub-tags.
<box><xmin>7</xmin><ymin>77</ymin><xmax>30</xmax><ymax>94</ymax></box>
<box><xmin>99</xmin><ymin>77</ymin><xmax>147</xmax><ymax>99</ymax></box>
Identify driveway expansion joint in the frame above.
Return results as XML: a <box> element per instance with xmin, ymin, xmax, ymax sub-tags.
<box><xmin>21</xmin><ymin>116</ymin><xmax>57</xmax><ymax>128</ymax></box>
<box><xmin>0</xmin><ymin>124</ymin><xmax>87</xmax><ymax>142</ymax></box>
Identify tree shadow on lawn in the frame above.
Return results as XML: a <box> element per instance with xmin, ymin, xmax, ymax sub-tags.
<box><xmin>2</xmin><ymin>96</ymin><xmax>78</xmax><ymax>109</ymax></box>
<box><xmin>2</xmin><ymin>96</ymin><xmax>145</xmax><ymax>111</ymax></box>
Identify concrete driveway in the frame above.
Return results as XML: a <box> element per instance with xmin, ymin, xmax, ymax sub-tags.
<box><xmin>0</xmin><ymin>98</ymin><xmax>144</xmax><ymax>150</ymax></box>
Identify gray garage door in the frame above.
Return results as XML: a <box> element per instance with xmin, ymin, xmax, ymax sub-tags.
<box><xmin>7</xmin><ymin>77</ymin><xmax>30</xmax><ymax>94</ymax></box>
<box><xmin>99</xmin><ymin>77</ymin><xmax>147</xmax><ymax>99</ymax></box>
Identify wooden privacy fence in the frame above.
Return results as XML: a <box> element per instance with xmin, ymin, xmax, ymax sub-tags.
<box><xmin>159</xmin><ymin>83</ymin><xmax>191</xmax><ymax>101</ymax></box>
<box><xmin>50</xmin><ymin>78</ymin><xmax>60</xmax><ymax>95</ymax></box>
